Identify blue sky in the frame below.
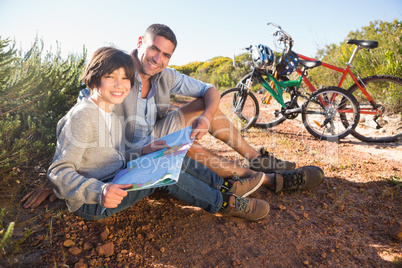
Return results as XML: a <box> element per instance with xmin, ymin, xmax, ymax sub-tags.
<box><xmin>1</xmin><ymin>0</ymin><xmax>401</xmax><ymax>66</ymax></box>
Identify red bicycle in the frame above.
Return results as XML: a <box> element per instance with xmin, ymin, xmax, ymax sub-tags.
<box><xmin>237</xmin><ymin>23</ymin><xmax>402</xmax><ymax>142</ymax></box>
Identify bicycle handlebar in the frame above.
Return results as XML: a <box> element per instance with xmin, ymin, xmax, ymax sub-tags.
<box><xmin>267</xmin><ymin>22</ymin><xmax>293</xmax><ymax>53</ymax></box>
<box><xmin>267</xmin><ymin>22</ymin><xmax>281</xmax><ymax>29</ymax></box>
<box><xmin>268</xmin><ymin>22</ymin><xmax>292</xmax><ymax>41</ymax></box>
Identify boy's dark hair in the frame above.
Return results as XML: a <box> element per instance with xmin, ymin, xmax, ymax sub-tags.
<box><xmin>82</xmin><ymin>47</ymin><xmax>136</xmax><ymax>91</ymax></box>
<box><xmin>144</xmin><ymin>24</ymin><xmax>178</xmax><ymax>50</ymax></box>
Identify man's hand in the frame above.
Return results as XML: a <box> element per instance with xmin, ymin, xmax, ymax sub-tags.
<box><xmin>21</xmin><ymin>189</ymin><xmax>58</xmax><ymax>209</ymax></box>
<box><xmin>101</xmin><ymin>183</ymin><xmax>132</xmax><ymax>208</ymax></box>
<box><xmin>190</xmin><ymin>115</ymin><xmax>211</xmax><ymax>140</ymax></box>
<box><xmin>142</xmin><ymin>140</ymin><xmax>170</xmax><ymax>155</ymax></box>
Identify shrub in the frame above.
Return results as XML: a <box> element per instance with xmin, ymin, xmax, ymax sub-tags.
<box><xmin>0</xmin><ymin>36</ymin><xmax>86</xmax><ymax>185</ymax></box>
<box><xmin>171</xmin><ymin>55</ymin><xmax>252</xmax><ymax>91</ymax></box>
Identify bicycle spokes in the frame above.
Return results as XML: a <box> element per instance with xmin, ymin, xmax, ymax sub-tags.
<box><xmin>302</xmin><ymin>87</ymin><xmax>360</xmax><ymax>141</ymax></box>
<box><xmin>220</xmin><ymin>88</ymin><xmax>259</xmax><ymax>131</ymax></box>
<box><xmin>348</xmin><ymin>75</ymin><xmax>402</xmax><ymax>142</ymax></box>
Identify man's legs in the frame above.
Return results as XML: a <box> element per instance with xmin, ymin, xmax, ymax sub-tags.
<box><xmin>153</xmin><ymin>103</ymin><xmax>256</xmax><ymax>178</ymax></box>
<box><xmin>174</xmin><ymin>98</ymin><xmax>257</xmax><ymax>178</ymax></box>
<box><xmin>153</xmin><ymin>103</ymin><xmax>324</xmax><ymax>192</ymax></box>
<box><xmin>179</xmin><ymin>98</ymin><xmax>260</xmax><ymax>161</ymax></box>
<box><xmin>176</xmin><ymin>98</ymin><xmax>294</xmax><ymax>178</ymax></box>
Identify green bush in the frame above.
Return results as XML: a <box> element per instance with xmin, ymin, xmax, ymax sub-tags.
<box><xmin>171</xmin><ymin>55</ymin><xmax>251</xmax><ymax>91</ymax></box>
<box><xmin>0</xmin><ymin>36</ymin><xmax>86</xmax><ymax>184</ymax></box>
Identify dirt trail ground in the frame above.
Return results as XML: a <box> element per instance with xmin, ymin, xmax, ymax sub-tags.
<box><xmin>1</xmin><ymin>98</ymin><xmax>401</xmax><ymax>267</ymax></box>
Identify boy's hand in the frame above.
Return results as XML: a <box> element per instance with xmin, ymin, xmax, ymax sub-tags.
<box><xmin>101</xmin><ymin>183</ymin><xmax>132</xmax><ymax>208</ymax></box>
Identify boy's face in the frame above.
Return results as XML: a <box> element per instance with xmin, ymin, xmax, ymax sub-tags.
<box><xmin>92</xmin><ymin>67</ymin><xmax>131</xmax><ymax>111</ymax></box>
<box><xmin>136</xmin><ymin>35</ymin><xmax>175</xmax><ymax>78</ymax></box>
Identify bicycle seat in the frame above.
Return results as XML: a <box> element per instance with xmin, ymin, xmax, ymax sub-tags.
<box><xmin>347</xmin><ymin>39</ymin><xmax>379</xmax><ymax>49</ymax></box>
<box><xmin>299</xmin><ymin>60</ymin><xmax>322</xmax><ymax>69</ymax></box>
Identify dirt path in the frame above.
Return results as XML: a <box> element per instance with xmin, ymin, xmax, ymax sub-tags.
<box><xmin>2</xmin><ymin>109</ymin><xmax>401</xmax><ymax>267</ymax></box>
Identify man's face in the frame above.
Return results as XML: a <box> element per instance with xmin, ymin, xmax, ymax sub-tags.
<box><xmin>137</xmin><ymin>35</ymin><xmax>175</xmax><ymax>78</ymax></box>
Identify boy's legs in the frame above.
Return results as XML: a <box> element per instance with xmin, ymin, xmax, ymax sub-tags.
<box><xmin>74</xmin><ymin>188</ymin><xmax>155</xmax><ymax>220</ymax></box>
<box><xmin>161</xmin><ymin>158</ymin><xmax>270</xmax><ymax>221</ymax></box>
<box><xmin>180</xmin><ymin>156</ymin><xmax>224</xmax><ymax>189</ymax></box>
<box><xmin>74</xmin><ymin>161</ymin><xmax>224</xmax><ymax>220</ymax></box>
<box><xmin>75</xmin><ymin>156</ymin><xmax>271</xmax><ymax>221</ymax></box>
<box><xmin>161</xmin><ymin>160</ymin><xmax>224</xmax><ymax>214</ymax></box>
<box><xmin>74</xmin><ymin>157</ymin><xmax>225</xmax><ymax>220</ymax></box>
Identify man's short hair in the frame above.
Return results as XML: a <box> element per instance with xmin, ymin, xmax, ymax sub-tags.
<box><xmin>144</xmin><ymin>24</ymin><xmax>178</xmax><ymax>50</ymax></box>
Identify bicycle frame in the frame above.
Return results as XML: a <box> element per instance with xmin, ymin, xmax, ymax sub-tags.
<box><xmin>249</xmin><ymin>68</ymin><xmax>354</xmax><ymax>115</ymax></box>
<box><xmin>298</xmin><ymin>52</ymin><xmax>378</xmax><ymax>115</ymax></box>
<box><xmin>251</xmin><ymin>70</ymin><xmax>302</xmax><ymax>107</ymax></box>
<box><xmin>250</xmin><ymin>66</ymin><xmax>351</xmax><ymax>111</ymax></box>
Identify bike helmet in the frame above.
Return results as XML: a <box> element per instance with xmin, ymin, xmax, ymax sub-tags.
<box><xmin>276</xmin><ymin>51</ymin><xmax>299</xmax><ymax>75</ymax></box>
<box><xmin>251</xmin><ymin>44</ymin><xmax>274</xmax><ymax>69</ymax></box>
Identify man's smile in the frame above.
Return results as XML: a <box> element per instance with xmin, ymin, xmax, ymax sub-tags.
<box><xmin>147</xmin><ymin>59</ymin><xmax>160</xmax><ymax>69</ymax></box>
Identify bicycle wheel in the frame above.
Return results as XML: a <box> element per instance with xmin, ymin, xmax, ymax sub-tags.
<box><xmin>302</xmin><ymin>87</ymin><xmax>360</xmax><ymax>141</ymax></box>
<box><xmin>220</xmin><ymin>87</ymin><xmax>259</xmax><ymax>131</ymax></box>
<box><xmin>237</xmin><ymin>72</ymin><xmax>292</xmax><ymax>128</ymax></box>
<box><xmin>347</xmin><ymin>75</ymin><xmax>402</xmax><ymax>142</ymax></box>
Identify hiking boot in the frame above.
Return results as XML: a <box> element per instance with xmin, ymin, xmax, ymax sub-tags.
<box><xmin>247</xmin><ymin>147</ymin><xmax>296</xmax><ymax>173</ymax></box>
<box><xmin>226</xmin><ymin>172</ymin><xmax>265</xmax><ymax>197</ymax></box>
<box><xmin>274</xmin><ymin>165</ymin><xmax>324</xmax><ymax>193</ymax></box>
<box><xmin>220</xmin><ymin>194</ymin><xmax>270</xmax><ymax>221</ymax></box>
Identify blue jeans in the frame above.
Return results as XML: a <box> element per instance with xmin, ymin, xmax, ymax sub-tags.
<box><xmin>74</xmin><ymin>156</ymin><xmax>224</xmax><ymax>220</ymax></box>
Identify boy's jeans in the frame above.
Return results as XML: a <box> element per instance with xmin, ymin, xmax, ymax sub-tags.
<box><xmin>74</xmin><ymin>156</ymin><xmax>224</xmax><ymax>220</ymax></box>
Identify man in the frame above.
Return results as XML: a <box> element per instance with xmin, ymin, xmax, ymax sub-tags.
<box><xmin>114</xmin><ymin>23</ymin><xmax>297</xmax><ymax>180</ymax></box>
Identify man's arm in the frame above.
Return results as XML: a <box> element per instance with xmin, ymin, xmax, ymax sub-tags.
<box><xmin>167</xmin><ymin>68</ymin><xmax>220</xmax><ymax>139</ymax></box>
<box><xmin>190</xmin><ymin>86</ymin><xmax>220</xmax><ymax>140</ymax></box>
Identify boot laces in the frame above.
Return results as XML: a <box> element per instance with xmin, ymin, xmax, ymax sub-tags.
<box><xmin>231</xmin><ymin>172</ymin><xmax>244</xmax><ymax>185</ymax></box>
<box><xmin>283</xmin><ymin>171</ymin><xmax>305</xmax><ymax>189</ymax></box>
<box><xmin>235</xmin><ymin>196</ymin><xmax>250</xmax><ymax>212</ymax></box>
